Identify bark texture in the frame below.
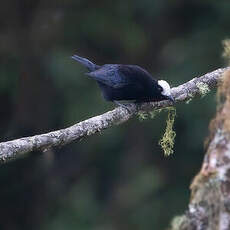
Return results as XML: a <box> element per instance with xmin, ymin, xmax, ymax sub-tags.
<box><xmin>0</xmin><ymin>67</ymin><xmax>229</xmax><ymax>163</ymax></box>
<box><xmin>170</xmin><ymin>69</ymin><xmax>230</xmax><ymax>230</ymax></box>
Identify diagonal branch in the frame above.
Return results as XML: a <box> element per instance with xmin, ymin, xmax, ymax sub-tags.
<box><xmin>0</xmin><ymin>67</ymin><xmax>229</xmax><ymax>163</ymax></box>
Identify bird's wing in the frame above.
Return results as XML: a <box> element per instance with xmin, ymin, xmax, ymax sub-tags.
<box><xmin>118</xmin><ymin>65</ymin><xmax>157</xmax><ymax>83</ymax></box>
<box><xmin>86</xmin><ymin>65</ymin><xmax>129</xmax><ymax>88</ymax></box>
<box><xmin>86</xmin><ymin>64</ymin><xmax>156</xmax><ymax>90</ymax></box>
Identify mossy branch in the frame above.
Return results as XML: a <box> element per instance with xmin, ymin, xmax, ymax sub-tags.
<box><xmin>0</xmin><ymin>67</ymin><xmax>229</xmax><ymax>163</ymax></box>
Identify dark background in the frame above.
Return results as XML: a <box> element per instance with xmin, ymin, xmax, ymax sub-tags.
<box><xmin>0</xmin><ymin>1</ymin><xmax>229</xmax><ymax>229</ymax></box>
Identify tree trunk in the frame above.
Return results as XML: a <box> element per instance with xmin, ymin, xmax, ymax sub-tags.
<box><xmin>170</xmin><ymin>70</ymin><xmax>230</xmax><ymax>230</ymax></box>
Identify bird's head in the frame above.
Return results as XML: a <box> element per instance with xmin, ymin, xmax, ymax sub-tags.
<box><xmin>157</xmin><ymin>80</ymin><xmax>174</xmax><ymax>102</ymax></box>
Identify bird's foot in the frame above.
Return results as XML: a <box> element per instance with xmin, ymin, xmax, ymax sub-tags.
<box><xmin>134</xmin><ymin>101</ymin><xmax>143</xmax><ymax>110</ymax></box>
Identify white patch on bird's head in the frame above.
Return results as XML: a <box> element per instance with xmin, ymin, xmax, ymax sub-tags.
<box><xmin>158</xmin><ymin>80</ymin><xmax>171</xmax><ymax>96</ymax></box>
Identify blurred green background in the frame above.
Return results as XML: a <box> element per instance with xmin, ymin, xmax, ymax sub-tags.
<box><xmin>0</xmin><ymin>1</ymin><xmax>229</xmax><ymax>229</ymax></box>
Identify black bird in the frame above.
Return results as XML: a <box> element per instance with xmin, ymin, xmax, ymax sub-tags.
<box><xmin>71</xmin><ymin>54</ymin><xmax>174</xmax><ymax>107</ymax></box>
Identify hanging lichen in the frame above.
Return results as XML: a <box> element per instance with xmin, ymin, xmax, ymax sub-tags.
<box><xmin>158</xmin><ymin>107</ymin><xmax>176</xmax><ymax>156</ymax></box>
<box><xmin>137</xmin><ymin>107</ymin><xmax>176</xmax><ymax>156</ymax></box>
<box><xmin>149</xmin><ymin>109</ymin><xmax>162</xmax><ymax>119</ymax></box>
<box><xmin>137</xmin><ymin>109</ymin><xmax>162</xmax><ymax>121</ymax></box>
<box><xmin>137</xmin><ymin>111</ymin><xmax>149</xmax><ymax>121</ymax></box>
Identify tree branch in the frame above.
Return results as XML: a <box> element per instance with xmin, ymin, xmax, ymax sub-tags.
<box><xmin>0</xmin><ymin>67</ymin><xmax>229</xmax><ymax>163</ymax></box>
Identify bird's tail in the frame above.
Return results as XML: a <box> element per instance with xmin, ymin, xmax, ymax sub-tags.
<box><xmin>71</xmin><ymin>54</ymin><xmax>100</xmax><ymax>71</ymax></box>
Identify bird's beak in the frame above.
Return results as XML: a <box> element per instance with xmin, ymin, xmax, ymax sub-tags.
<box><xmin>167</xmin><ymin>95</ymin><xmax>175</xmax><ymax>103</ymax></box>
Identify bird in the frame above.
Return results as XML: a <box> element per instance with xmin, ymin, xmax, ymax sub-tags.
<box><xmin>71</xmin><ymin>54</ymin><xmax>174</xmax><ymax>108</ymax></box>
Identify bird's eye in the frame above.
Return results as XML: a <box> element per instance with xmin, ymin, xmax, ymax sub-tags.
<box><xmin>157</xmin><ymin>86</ymin><xmax>163</xmax><ymax>92</ymax></box>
